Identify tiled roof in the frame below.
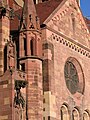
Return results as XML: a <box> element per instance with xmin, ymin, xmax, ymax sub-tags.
<box><xmin>10</xmin><ymin>0</ymin><xmax>63</xmax><ymax>31</ymax></box>
<box><xmin>10</xmin><ymin>9</ymin><xmax>22</xmax><ymax>31</ymax></box>
<box><xmin>10</xmin><ymin>0</ymin><xmax>90</xmax><ymax>32</ymax></box>
<box><xmin>35</xmin><ymin>0</ymin><xmax>63</xmax><ymax>24</ymax></box>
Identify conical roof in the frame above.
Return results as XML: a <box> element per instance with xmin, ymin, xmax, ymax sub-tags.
<box><xmin>21</xmin><ymin>0</ymin><xmax>37</xmax><ymax>30</ymax></box>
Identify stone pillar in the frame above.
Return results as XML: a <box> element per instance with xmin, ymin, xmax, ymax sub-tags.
<box><xmin>26</xmin><ymin>58</ymin><xmax>43</xmax><ymax>120</ymax></box>
<box><xmin>43</xmin><ymin>41</ymin><xmax>55</xmax><ymax>119</ymax></box>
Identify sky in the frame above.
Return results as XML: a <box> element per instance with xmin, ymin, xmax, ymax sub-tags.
<box><xmin>80</xmin><ymin>0</ymin><xmax>90</xmax><ymax>18</ymax></box>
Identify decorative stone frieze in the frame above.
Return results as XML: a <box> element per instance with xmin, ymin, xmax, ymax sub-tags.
<box><xmin>47</xmin><ymin>33</ymin><xmax>90</xmax><ymax>58</ymax></box>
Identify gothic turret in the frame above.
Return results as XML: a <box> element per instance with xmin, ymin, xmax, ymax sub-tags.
<box><xmin>19</xmin><ymin>0</ymin><xmax>42</xmax><ymax>58</ymax></box>
<box><xmin>18</xmin><ymin>0</ymin><xmax>43</xmax><ymax>119</ymax></box>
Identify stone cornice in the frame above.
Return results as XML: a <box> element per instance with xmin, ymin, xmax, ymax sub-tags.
<box><xmin>45</xmin><ymin>26</ymin><xmax>90</xmax><ymax>58</ymax></box>
<box><xmin>18</xmin><ymin>56</ymin><xmax>43</xmax><ymax>61</ymax></box>
<box><xmin>19</xmin><ymin>29</ymin><xmax>42</xmax><ymax>34</ymax></box>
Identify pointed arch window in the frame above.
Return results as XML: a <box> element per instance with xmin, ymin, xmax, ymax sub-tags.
<box><xmin>4</xmin><ymin>45</ymin><xmax>7</xmax><ymax>72</ymax></box>
<box><xmin>24</xmin><ymin>37</ymin><xmax>27</xmax><ymax>56</ymax></box>
<box><xmin>30</xmin><ymin>39</ymin><xmax>36</xmax><ymax>56</ymax></box>
<box><xmin>30</xmin><ymin>39</ymin><xmax>34</xmax><ymax>55</ymax></box>
<box><xmin>71</xmin><ymin>13</ymin><xmax>75</xmax><ymax>32</ymax></box>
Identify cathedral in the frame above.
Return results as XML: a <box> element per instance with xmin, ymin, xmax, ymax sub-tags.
<box><xmin>0</xmin><ymin>0</ymin><xmax>90</xmax><ymax>119</ymax></box>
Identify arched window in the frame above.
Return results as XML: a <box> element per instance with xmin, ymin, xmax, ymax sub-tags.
<box><xmin>30</xmin><ymin>39</ymin><xmax>34</xmax><ymax>55</ymax></box>
<box><xmin>30</xmin><ymin>39</ymin><xmax>36</xmax><ymax>56</ymax></box>
<box><xmin>71</xmin><ymin>13</ymin><xmax>76</xmax><ymax>32</ymax></box>
<box><xmin>24</xmin><ymin>38</ymin><xmax>27</xmax><ymax>56</ymax></box>
<box><xmin>83</xmin><ymin>110</ymin><xmax>90</xmax><ymax>120</ymax></box>
<box><xmin>33</xmin><ymin>0</ymin><xmax>36</xmax><ymax>4</ymax></box>
<box><xmin>60</xmin><ymin>104</ymin><xmax>69</xmax><ymax>120</ymax></box>
<box><xmin>4</xmin><ymin>45</ymin><xmax>7</xmax><ymax>72</ymax></box>
<box><xmin>72</xmin><ymin>108</ymin><xmax>79</xmax><ymax>120</ymax></box>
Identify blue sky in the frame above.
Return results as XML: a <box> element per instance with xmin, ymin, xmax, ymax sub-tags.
<box><xmin>80</xmin><ymin>0</ymin><xmax>90</xmax><ymax>18</ymax></box>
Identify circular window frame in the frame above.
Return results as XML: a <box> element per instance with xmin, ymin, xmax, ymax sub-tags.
<box><xmin>64</xmin><ymin>57</ymin><xmax>85</xmax><ymax>95</ymax></box>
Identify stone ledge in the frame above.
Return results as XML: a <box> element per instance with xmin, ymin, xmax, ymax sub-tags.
<box><xmin>18</xmin><ymin>56</ymin><xmax>43</xmax><ymax>61</ymax></box>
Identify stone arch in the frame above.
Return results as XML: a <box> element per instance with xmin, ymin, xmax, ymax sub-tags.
<box><xmin>65</xmin><ymin>57</ymin><xmax>85</xmax><ymax>94</ymax></box>
<box><xmin>72</xmin><ymin>107</ymin><xmax>80</xmax><ymax>120</ymax></box>
<box><xmin>83</xmin><ymin>110</ymin><xmax>90</xmax><ymax>120</ymax></box>
<box><xmin>60</xmin><ymin>104</ymin><xmax>70</xmax><ymax>120</ymax></box>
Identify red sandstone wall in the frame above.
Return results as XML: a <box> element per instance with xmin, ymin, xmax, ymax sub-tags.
<box><xmin>42</xmin><ymin>27</ymin><xmax>90</xmax><ymax>119</ymax></box>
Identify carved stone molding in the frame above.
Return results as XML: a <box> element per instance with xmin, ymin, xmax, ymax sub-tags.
<box><xmin>47</xmin><ymin>32</ymin><xmax>90</xmax><ymax>58</ymax></box>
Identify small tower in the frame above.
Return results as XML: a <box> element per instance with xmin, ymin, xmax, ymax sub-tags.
<box><xmin>19</xmin><ymin>0</ymin><xmax>43</xmax><ymax>119</ymax></box>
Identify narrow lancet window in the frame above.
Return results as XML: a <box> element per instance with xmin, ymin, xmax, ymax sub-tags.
<box><xmin>71</xmin><ymin>13</ymin><xmax>75</xmax><ymax>32</ymax></box>
<box><xmin>4</xmin><ymin>45</ymin><xmax>7</xmax><ymax>72</ymax></box>
<box><xmin>30</xmin><ymin>39</ymin><xmax>34</xmax><ymax>56</ymax></box>
<box><xmin>24</xmin><ymin>38</ymin><xmax>27</xmax><ymax>56</ymax></box>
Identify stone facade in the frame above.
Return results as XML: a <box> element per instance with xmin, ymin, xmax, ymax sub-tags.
<box><xmin>0</xmin><ymin>0</ymin><xmax>90</xmax><ymax>120</ymax></box>
<box><xmin>42</xmin><ymin>0</ymin><xmax>90</xmax><ymax>119</ymax></box>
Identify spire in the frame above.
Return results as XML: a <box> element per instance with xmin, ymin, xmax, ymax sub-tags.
<box><xmin>20</xmin><ymin>0</ymin><xmax>40</xmax><ymax>31</ymax></box>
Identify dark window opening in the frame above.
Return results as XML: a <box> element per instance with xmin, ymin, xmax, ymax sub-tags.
<box><xmin>48</xmin><ymin>116</ymin><xmax>50</xmax><ymax>120</ymax></box>
<box><xmin>61</xmin><ymin>110</ymin><xmax>63</xmax><ymax>120</ymax></box>
<box><xmin>71</xmin><ymin>13</ymin><xmax>75</xmax><ymax>32</ymax></box>
<box><xmin>30</xmin><ymin>39</ymin><xmax>34</xmax><ymax>56</ymax></box>
<box><xmin>72</xmin><ymin>113</ymin><xmax>74</xmax><ymax>120</ymax></box>
<box><xmin>33</xmin><ymin>0</ymin><xmax>36</xmax><ymax>4</ymax></box>
<box><xmin>4</xmin><ymin>45</ymin><xmax>7</xmax><ymax>72</ymax></box>
<box><xmin>16</xmin><ymin>40</ymin><xmax>19</xmax><ymax>69</ymax></box>
<box><xmin>72</xmin><ymin>18</ymin><xmax>75</xmax><ymax>31</ymax></box>
<box><xmin>43</xmin><ymin>117</ymin><xmax>45</xmax><ymax>120</ymax></box>
<box><xmin>21</xmin><ymin>63</ymin><xmax>25</xmax><ymax>71</ymax></box>
<box><xmin>42</xmin><ymin>0</ymin><xmax>48</xmax><ymax>2</ymax></box>
<box><xmin>24</xmin><ymin>38</ymin><xmax>27</xmax><ymax>56</ymax></box>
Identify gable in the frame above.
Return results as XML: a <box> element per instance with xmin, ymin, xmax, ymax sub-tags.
<box><xmin>44</xmin><ymin>0</ymin><xmax>90</xmax><ymax>47</ymax></box>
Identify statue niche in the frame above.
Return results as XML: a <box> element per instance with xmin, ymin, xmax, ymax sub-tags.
<box><xmin>14</xmin><ymin>80</ymin><xmax>27</xmax><ymax>120</ymax></box>
<box><xmin>14</xmin><ymin>80</ymin><xmax>27</xmax><ymax>108</ymax></box>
